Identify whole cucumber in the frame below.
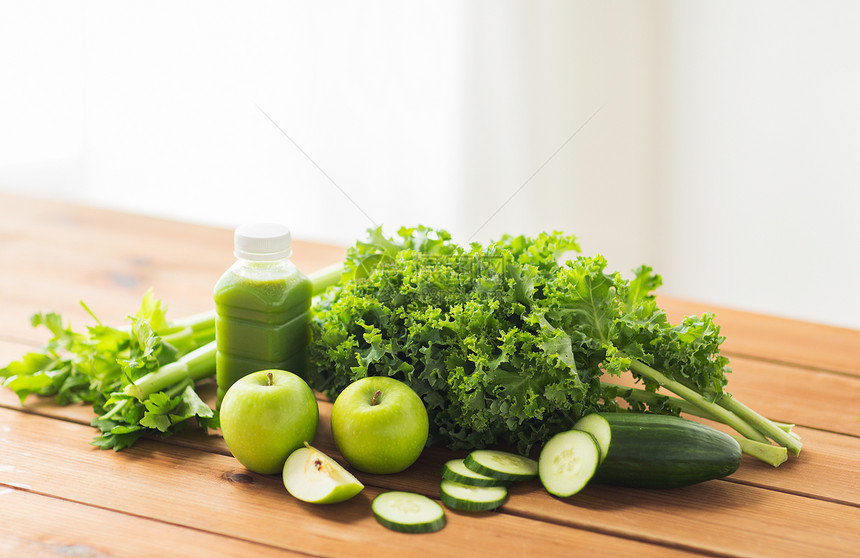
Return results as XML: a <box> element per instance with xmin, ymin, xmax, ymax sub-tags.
<box><xmin>575</xmin><ymin>412</ymin><xmax>742</xmax><ymax>489</ymax></box>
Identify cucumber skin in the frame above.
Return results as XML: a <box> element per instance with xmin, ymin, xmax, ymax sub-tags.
<box><xmin>590</xmin><ymin>413</ymin><xmax>742</xmax><ymax>489</ymax></box>
<box><xmin>371</xmin><ymin>492</ymin><xmax>446</xmax><ymax>534</ymax></box>
<box><xmin>439</xmin><ymin>481</ymin><xmax>508</xmax><ymax>512</ymax></box>
<box><xmin>374</xmin><ymin>514</ymin><xmax>446</xmax><ymax>534</ymax></box>
<box><xmin>441</xmin><ymin>460</ymin><xmax>510</xmax><ymax>487</ymax></box>
<box><xmin>463</xmin><ymin>451</ymin><xmax>538</xmax><ymax>482</ymax></box>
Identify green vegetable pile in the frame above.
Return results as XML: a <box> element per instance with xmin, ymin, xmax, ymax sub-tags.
<box><xmin>1</xmin><ymin>225</ymin><xmax>800</xmax><ymax>466</ymax></box>
<box><xmin>0</xmin><ymin>292</ymin><xmax>219</xmax><ymax>450</ymax></box>
<box><xmin>307</xmin><ymin>226</ymin><xmax>800</xmax><ymax>466</ymax></box>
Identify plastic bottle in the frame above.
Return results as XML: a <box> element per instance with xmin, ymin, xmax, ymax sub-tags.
<box><xmin>214</xmin><ymin>223</ymin><xmax>313</xmax><ymax>406</ymax></box>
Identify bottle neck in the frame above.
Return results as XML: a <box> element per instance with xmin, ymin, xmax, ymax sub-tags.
<box><xmin>231</xmin><ymin>257</ymin><xmax>296</xmax><ymax>280</ymax></box>
<box><xmin>236</xmin><ymin>255</ymin><xmax>290</xmax><ymax>265</ymax></box>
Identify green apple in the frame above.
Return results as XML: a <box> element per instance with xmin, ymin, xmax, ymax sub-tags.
<box><xmin>282</xmin><ymin>442</ymin><xmax>364</xmax><ymax>504</ymax></box>
<box><xmin>330</xmin><ymin>376</ymin><xmax>429</xmax><ymax>474</ymax></box>
<box><xmin>219</xmin><ymin>369</ymin><xmax>319</xmax><ymax>475</ymax></box>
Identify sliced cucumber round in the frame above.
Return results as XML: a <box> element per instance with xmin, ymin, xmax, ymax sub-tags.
<box><xmin>371</xmin><ymin>491</ymin><xmax>446</xmax><ymax>534</ymax></box>
<box><xmin>572</xmin><ymin>413</ymin><xmax>611</xmax><ymax>463</ymax></box>
<box><xmin>463</xmin><ymin>450</ymin><xmax>538</xmax><ymax>482</ymax></box>
<box><xmin>439</xmin><ymin>480</ymin><xmax>507</xmax><ymax>512</ymax></box>
<box><xmin>538</xmin><ymin>429</ymin><xmax>600</xmax><ymax>498</ymax></box>
<box><xmin>441</xmin><ymin>459</ymin><xmax>509</xmax><ymax>487</ymax></box>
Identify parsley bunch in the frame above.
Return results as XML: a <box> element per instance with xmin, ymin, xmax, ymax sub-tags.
<box><xmin>308</xmin><ymin>227</ymin><xmax>800</xmax><ymax>465</ymax></box>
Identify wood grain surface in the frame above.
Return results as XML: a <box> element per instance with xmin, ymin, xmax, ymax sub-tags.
<box><xmin>1</xmin><ymin>192</ymin><xmax>858</xmax><ymax>557</ymax></box>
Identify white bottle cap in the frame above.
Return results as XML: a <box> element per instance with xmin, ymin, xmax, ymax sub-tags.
<box><xmin>234</xmin><ymin>223</ymin><xmax>293</xmax><ymax>261</ymax></box>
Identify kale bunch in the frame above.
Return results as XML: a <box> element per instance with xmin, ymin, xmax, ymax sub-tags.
<box><xmin>307</xmin><ymin>226</ymin><xmax>798</xmax><ymax>462</ymax></box>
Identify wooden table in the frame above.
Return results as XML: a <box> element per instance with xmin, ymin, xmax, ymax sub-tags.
<box><xmin>1</xmin><ymin>192</ymin><xmax>858</xmax><ymax>557</ymax></box>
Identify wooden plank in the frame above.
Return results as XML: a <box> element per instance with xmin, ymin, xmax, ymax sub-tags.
<box><xmin>0</xmin><ymin>192</ymin><xmax>225</xmax><ymax>333</ymax></box>
<box><xmin>719</xmin><ymin>354</ymin><xmax>860</xmax><ymax>437</ymax></box>
<box><xmin>727</xmin><ymin>427</ymin><xmax>860</xmax><ymax>506</ymax></box>
<box><xmin>0</xmin><ymin>488</ymin><xmax>307</xmax><ymax>558</ymax></box>
<box><xmin>500</xmin><ymin>479</ymin><xmax>860</xmax><ymax>558</ymax></box>
<box><xmin>3</xmin><ymin>406</ymin><xmax>858</xmax><ymax>557</ymax></box>
<box><xmin>659</xmin><ymin>296</ymin><xmax>860</xmax><ymax>377</ymax></box>
<box><xmin>0</xmin><ymin>408</ymin><xmax>697</xmax><ymax>558</ymax></box>
<box><xmin>0</xmin><ymin>192</ymin><xmax>345</xmax><ymax>343</ymax></box>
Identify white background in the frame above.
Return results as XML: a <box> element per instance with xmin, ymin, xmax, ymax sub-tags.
<box><xmin>1</xmin><ymin>1</ymin><xmax>858</xmax><ymax>330</ymax></box>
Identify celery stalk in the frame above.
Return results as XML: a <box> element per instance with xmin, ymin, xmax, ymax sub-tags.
<box><xmin>123</xmin><ymin>341</ymin><xmax>216</xmax><ymax>400</ymax></box>
<box><xmin>627</xmin><ymin>357</ymin><xmax>771</xmax><ymax>444</ymax></box>
<box><xmin>603</xmin><ymin>382</ymin><xmax>797</xmax><ymax>467</ymax></box>
<box><xmin>730</xmin><ymin>435</ymin><xmax>788</xmax><ymax>467</ymax></box>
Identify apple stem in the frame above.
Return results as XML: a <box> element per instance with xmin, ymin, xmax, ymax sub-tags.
<box><xmin>371</xmin><ymin>390</ymin><xmax>382</xmax><ymax>406</ymax></box>
<box><xmin>267</xmin><ymin>372</ymin><xmax>274</xmax><ymax>386</ymax></box>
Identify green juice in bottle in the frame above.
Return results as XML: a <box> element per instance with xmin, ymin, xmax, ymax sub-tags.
<box><xmin>214</xmin><ymin>223</ymin><xmax>312</xmax><ymax>406</ymax></box>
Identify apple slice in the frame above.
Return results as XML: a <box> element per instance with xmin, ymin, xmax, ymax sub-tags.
<box><xmin>283</xmin><ymin>443</ymin><xmax>364</xmax><ymax>504</ymax></box>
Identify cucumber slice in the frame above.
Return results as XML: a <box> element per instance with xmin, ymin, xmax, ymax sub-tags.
<box><xmin>573</xmin><ymin>413</ymin><xmax>611</xmax><ymax>463</ymax></box>
<box><xmin>463</xmin><ymin>450</ymin><xmax>538</xmax><ymax>482</ymax></box>
<box><xmin>538</xmin><ymin>429</ymin><xmax>600</xmax><ymax>497</ymax></box>
<box><xmin>439</xmin><ymin>480</ymin><xmax>508</xmax><ymax>512</ymax></box>
<box><xmin>371</xmin><ymin>491</ymin><xmax>446</xmax><ymax>534</ymax></box>
<box><xmin>441</xmin><ymin>459</ymin><xmax>509</xmax><ymax>487</ymax></box>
